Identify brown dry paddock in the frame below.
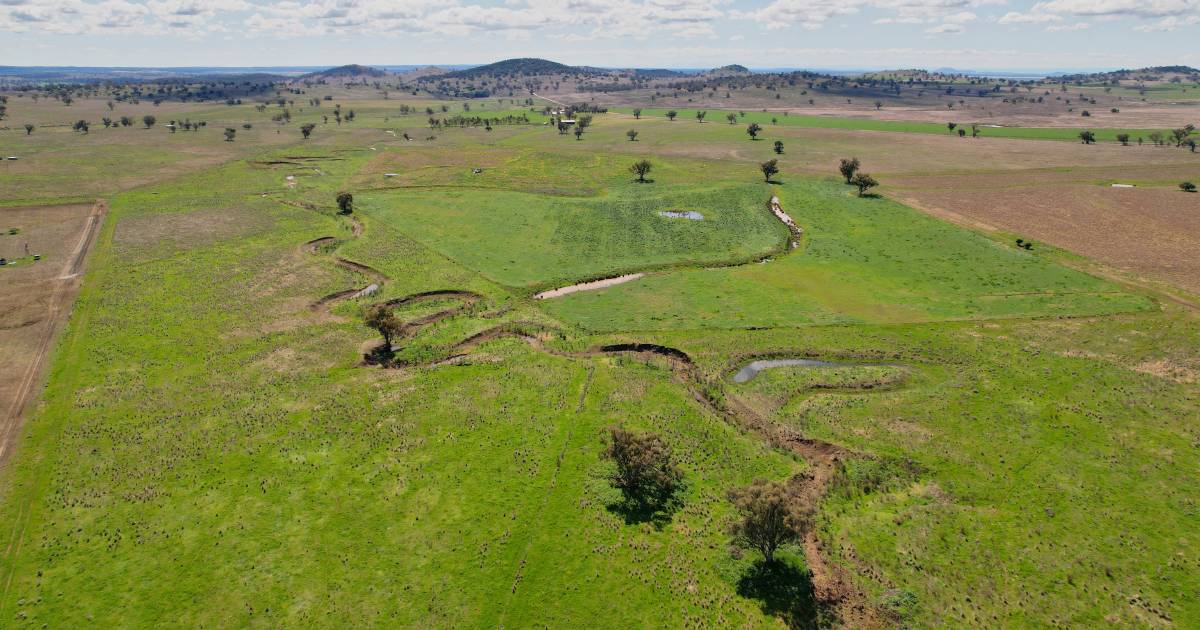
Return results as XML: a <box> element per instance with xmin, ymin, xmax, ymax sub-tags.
<box><xmin>0</xmin><ymin>201</ymin><xmax>104</xmax><ymax>464</ymax></box>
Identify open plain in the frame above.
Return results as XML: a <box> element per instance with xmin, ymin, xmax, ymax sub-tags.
<box><xmin>0</xmin><ymin>60</ymin><xmax>1198</xmax><ymax>628</ymax></box>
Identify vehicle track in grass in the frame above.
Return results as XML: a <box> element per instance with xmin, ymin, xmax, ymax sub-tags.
<box><xmin>0</xmin><ymin>199</ymin><xmax>107</xmax><ymax>611</ymax></box>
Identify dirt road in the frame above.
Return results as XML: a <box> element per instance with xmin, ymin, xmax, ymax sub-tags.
<box><xmin>0</xmin><ymin>200</ymin><xmax>106</xmax><ymax>465</ymax></box>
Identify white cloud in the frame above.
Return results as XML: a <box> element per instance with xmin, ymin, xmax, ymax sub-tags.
<box><xmin>1045</xmin><ymin>21</ymin><xmax>1089</xmax><ymax>30</ymax></box>
<box><xmin>1032</xmin><ymin>0</ymin><xmax>1199</xmax><ymax>19</ymax></box>
<box><xmin>997</xmin><ymin>10</ymin><xmax>1062</xmax><ymax>23</ymax></box>
<box><xmin>925</xmin><ymin>22</ymin><xmax>964</xmax><ymax>32</ymax></box>
<box><xmin>1133</xmin><ymin>14</ymin><xmax>1200</xmax><ymax>29</ymax></box>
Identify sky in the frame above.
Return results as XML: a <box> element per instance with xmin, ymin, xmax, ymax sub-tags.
<box><xmin>1</xmin><ymin>0</ymin><xmax>1198</xmax><ymax>71</ymax></box>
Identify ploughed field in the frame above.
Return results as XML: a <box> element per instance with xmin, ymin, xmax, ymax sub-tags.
<box><xmin>0</xmin><ymin>93</ymin><xmax>1197</xmax><ymax>629</ymax></box>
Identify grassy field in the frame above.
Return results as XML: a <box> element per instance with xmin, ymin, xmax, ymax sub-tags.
<box><xmin>540</xmin><ymin>177</ymin><xmax>1151</xmax><ymax>331</ymax></box>
<box><xmin>609</xmin><ymin>107</ymin><xmax>1173</xmax><ymax>143</ymax></box>
<box><xmin>1</xmin><ymin>91</ymin><xmax>1197</xmax><ymax>628</ymax></box>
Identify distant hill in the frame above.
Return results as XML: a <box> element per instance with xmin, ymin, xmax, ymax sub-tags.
<box><xmin>397</xmin><ymin>66</ymin><xmax>448</xmax><ymax>80</ymax></box>
<box><xmin>433</xmin><ymin>58</ymin><xmax>600</xmax><ymax>79</ymax></box>
<box><xmin>708</xmin><ymin>64</ymin><xmax>752</xmax><ymax>77</ymax></box>
<box><xmin>305</xmin><ymin>64</ymin><xmax>388</xmax><ymax>79</ymax></box>
<box><xmin>632</xmin><ymin>68</ymin><xmax>685</xmax><ymax>78</ymax></box>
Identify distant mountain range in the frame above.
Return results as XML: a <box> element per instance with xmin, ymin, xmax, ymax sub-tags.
<box><xmin>1</xmin><ymin>60</ymin><xmax>1195</xmax><ymax>84</ymax></box>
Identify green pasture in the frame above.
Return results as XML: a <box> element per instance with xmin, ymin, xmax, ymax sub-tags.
<box><xmin>0</xmin><ymin>92</ymin><xmax>1196</xmax><ymax>629</ymax></box>
<box><xmin>610</xmin><ymin>107</ymin><xmax>1172</xmax><ymax>143</ymax></box>
<box><xmin>540</xmin><ymin>177</ymin><xmax>1151</xmax><ymax>331</ymax></box>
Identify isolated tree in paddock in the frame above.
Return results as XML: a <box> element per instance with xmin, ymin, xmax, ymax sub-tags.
<box><xmin>142</xmin><ymin>114</ymin><xmax>156</xmax><ymax>129</ymax></box>
<box><xmin>603</xmin><ymin>427</ymin><xmax>683</xmax><ymax>511</ymax></box>
<box><xmin>574</xmin><ymin>127</ymin><xmax>584</xmax><ymax>140</ymax></box>
<box><xmin>336</xmin><ymin>192</ymin><xmax>354</xmax><ymax>214</ymax></box>
<box><xmin>727</xmin><ymin>477</ymin><xmax>810</xmax><ymax>564</ymax></box>
<box><xmin>839</xmin><ymin>157</ymin><xmax>861</xmax><ymax>184</ymax></box>
<box><xmin>1116</xmin><ymin>133</ymin><xmax>1130</xmax><ymax>146</ymax></box>
<box><xmin>958</xmin><ymin>128</ymin><xmax>967</xmax><ymax>137</ymax></box>
<box><xmin>301</xmin><ymin>123</ymin><xmax>316</xmax><ymax>139</ymax></box>
<box><xmin>666</xmin><ymin>110</ymin><xmax>678</xmax><ymax>121</ymax></box>
<box><xmin>746</xmin><ymin>122</ymin><xmax>762</xmax><ymax>139</ymax></box>
<box><xmin>1148</xmin><ymin>131</ymin><xmax>1164</xmax><ymax>146</ymax></box>
<box><xmin>727</xmin><ymin>112</ymin><xmax>737</xmax><ymax>124</ymax></box>
<box><xmin>72</xmin><ymin>120</ymin><xmax>89</xmax><ymax>134</ymax></box>
<box><xmin>223</xmin><ymin>127</ymin><xmax>236</xmax><ymax>142</ymax></box>
<box><xmin>1181</xmin><ymin>182</ymin><xmax>1197</xmax><ymax>192</ymax></box>
<box><xmin>629</xmin><ymin>159</ymin><xmax>653</xmax><ymax>182</ymax></box>
<box><xmin>101</xmin><ymin>117</ymin><xmax>112</xmax><ymax>128</ymax></box>
<box><xmin>120</xmin><ymin>116</ymin><xmax>133</xmax><ymax>127</ymax></box>
<box><xmin>1079</xmin><ymin>130</ymin><xmax>1096</xmax><ymax>144</ymax></box>
<box><xmin>1171</xmin><ymin>126</ymin><xmax>1193</xmax><ymax>146</ymax></box>
<box><xmin>632</xmin><ymin>108</ymin><xmax>642</xmax><ymax>119</ymax></box>
<box><xmin>695</xmin><ymin>110</ymin><xmax>707</xmax><ymax>123</ymax></box>
<box><xmin>626</xmin><ymin>129</ymin><xmax>639</xmax><ymax>141</ymax></box>
<box><xmin>1187</xmin><ymin>139</ymin><xmax>1197</xmax><ymax>153</ymax></box>
<box><xmin>874</xmin><ymin>100</ymin><xmax>883</xmax><ymax>110</ymax></box>
<box><xmin>947</xmin><ymin>122</ymin><xmax>957</xmax><ymax>132</ymax></box>
<box><xmin>24</xmin><ymin>123</ymin><xmax>34</xmax><ymax>135</ymax></box>
<box><xmin>364</xmin><ymin>304</ymin><xmax>405</xmax><ymax>353</ymax></box>
<box><xmin>774</xmin><ymin>140</ymin><xmax>784</xmax><ymax>154</ymax></box>
<box><xmin>851</xmin><ymin>172</ymin><xmax>878</xmax><ymax>196</ymax></box>
<box><xmin>760</xmin><ymin>159</ymin><xmax>779</xmax><ymax>183</ymax></box>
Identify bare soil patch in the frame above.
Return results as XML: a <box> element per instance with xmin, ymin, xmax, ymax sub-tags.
<box><xmin>897</xmin><ymin>183</ymin><xmax>1200</xmax><ymax>295</ymax></box>
<box><xmin>113</xmin><ymin>206</ymin><xmax>274</xmax><ymax>257</ymax></box>
<box><xmin>0</xmin><ymin>202</ymin><xmax>104</xmax><ymax>464</ymax></box>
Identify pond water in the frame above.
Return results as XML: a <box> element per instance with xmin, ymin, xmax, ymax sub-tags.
<box><xmin>732</xmin><ymin>358</ymin><xmax>900</xmax><ymax>383</ymax></box>
<box><xmin>658</xmin><ymin>210</ymin><xmax>704</xmax><ymax>220</ymax></box>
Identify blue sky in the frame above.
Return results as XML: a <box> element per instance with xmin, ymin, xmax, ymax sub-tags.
<box><xmin>1</xmin><ymin>0</ymin><xmax>1198</xmax><ymax>70</ymax></box>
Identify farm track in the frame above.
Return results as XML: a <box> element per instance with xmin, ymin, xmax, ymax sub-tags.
<box><xmin>298</xmin><ymin>200</ymin><xmax>887</xmax><ymax>627</ymax></box>
<box><xmin>0</xmin><ymin>199</ymin><xmax>107</xmax><ymax>610</ymax></box>
<box><xmin>1</xmin><ymin>200</ymin><xmax>106</xmax><ymax>465</ymax></box>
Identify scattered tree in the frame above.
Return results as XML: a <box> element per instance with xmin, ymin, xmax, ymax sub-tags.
<box><xmin>727</xmin><ymin>112</ymin><xmax>737</xmax><ymax>124</ymax></box>
<box><xmin>1079</xmin><ymin>130</ymin><xmax>1096</xmax><ymax>144</ymax></box>
<box><xmin>838</xmin><ymin>157</ymin><xmax>860</xmax><ymax>184</ymax></box>
<box><xmin>629</xmin><ymin>159</ymin><xmax>652</xmax><ymax>182</ymax></box>
<box><xmin>224</xmin><ymin>127</ymin><xmax>236</xmax><ymax>142</ymax></box>
<box><xmin>1182</xmin><ymin>182</ymin><xmax>1197</xmax><ymax>193</ymax></box>
<box><xmin>336</xmin><ymin>191</ymin><xmax>354</xmax><ymax>214</ymax></box>
<box><xmin>760</xmin><ymin>159</ymin><xmax>779</xmax><ymax>183</ymax></box>
<box><xmin>727</xmin><ymin>478</ymin><xmax>810</xmax><ymax>564</ymax></box>
<box><xmin>72</xmin><ymin>120</ymin><xmax>89</xmax><ymax>134</ymax></box>
<box><xmin>1116</xmin><ymin>133</ymin><xmax>1130</xmax><ymax>146</ymax></box>
<box><xmin>364</xmin><ymin>304</ymin><xmax>405</xmax><ymax>359</ymax></box>
<box><xmin>632</xmin><ymin>108</ymin><xmax>642</xmax><ymax>119</ymax></box>
<box><xmin>746</xmin><ymin>122</ymin><xmax>762</xmax><ymax>139</ymax></box>
<box><xmin>851</xmin><ymin>172</ymin><xmax>879</xmax><ymax>196</ymax></box>
<box><xmin>626</xmin><ymin>129</ymin><xmax>639</xmax><ymax>141</ymax></box>
<box><xmin>947</xmin><ymin>122</ymin><xmax>957</xmax><ymax>132</ymax></box>
<box><xmin>773</xmin><ymin>140</ymin><xmax>784</xmax><ymax>154</ymax></box>
<box><xmin>696</xmin><ymin>110</ymin><xmax>707</xmax><ymax>123</ymax></box>
<box><xmin>142</xmin><ymin>115</ymin><xmax>156</xmax><ymax>129</ymax></box>
<box><xmin>602</xmin><ymin>427</ymin><xmax>683</xmax><ymax>515</ymax></box>
<box><xmin>666</xmin><ymin>110</ymin><xmax>678</xmax><ymax>121</ymax></box>
<box><xmin>24</xmin><ymin>124</ymin><xmax>34</xmax><ymax>136</ymax></box>
<box><xmin>301</xmin><ymin>123</ymin><xmax>316</xmax><ymax>139</ymax></box>
<box><xmin>574</xmin><ymin>127</ymin><xmax>584</xmax><ymax>140</ymax></box>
